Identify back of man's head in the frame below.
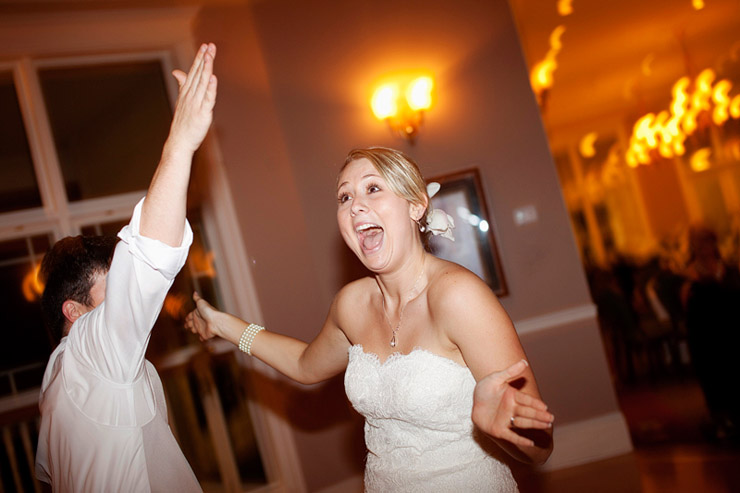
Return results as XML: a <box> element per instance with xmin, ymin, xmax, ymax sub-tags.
<box><xmin>40</xmin><ymin>235</ymin><xmax>119</xmax><ymax>345</ymax></box>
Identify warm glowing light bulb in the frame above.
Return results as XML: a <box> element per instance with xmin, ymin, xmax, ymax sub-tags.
<box><xmin>406</xmin><ymin>76</ymin><xmax>434</xmax><ymax>111</ymax></box>
<box><xmin>371</xmin><ymin>84</ymin><xmax>398</xmax><ymax>120</ymax></box>
<box><xmin>531</xmin><ymin>60</ymin><xmax>556</xmax><ymax>92</ymax></box>
<box><xmin>22</xmin><ymin>262</ymin><xmax>44</xmax><ymax>302</ymax></box>
<box><xmin>712</xmin><ymin>79</ymin><xmax>732</xmax><ymax>125</ymax></box>
<box><xmin>549</xmin><ymin>25</ymin><xmax>566</xmax><ymax>51</ymax></box>
<box><xmin>635</xmin><ymin>113</ymin><xmax>656</xmax><ymax>147</ymax></box>
<box><xmin>557</xmin><ymin>0</ymin><xmax>573</xmax><ymax>16</ymax></box>
<box><xmin>731</xmin><ymin>94</ymin><xmax>740</xmax><ymax>119</ymax></box>
<box><xmin>530</xmin><ymin>25</ymin><xmax>565</xmax><ymax>97</ymax></box>
<box><xmin>692</xmin><ymin>0</ymin><xmax>704</xmax><ymax>10</ymax></box>
<box><xmin>671</xmin><ymin>77</ymin><xmax>690</xmax><ymax>117</ymax></box>
<box><xmin>579</xmin><ymin>132</ymin><xmax>598</xmax><ymax>158</ymax></box>
<box><xmin>673</xmin><ymin>137</ymin><xmax>686</xmax><ymax>156</ymax></box>
<box><xmin>690</xmin><ymin>148</ymin><xmax>711</xmax><ymax>172</ymax></box>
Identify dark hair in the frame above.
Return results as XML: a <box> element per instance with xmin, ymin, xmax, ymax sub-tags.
<box><xmin>39</xmin><ymin>235</ymin><xmax>119</xmax><ymax>344</ymax></box>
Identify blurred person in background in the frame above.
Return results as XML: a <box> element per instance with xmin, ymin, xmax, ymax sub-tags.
<box><xmin>682</xmin><ymin>225</ymin><xmax>740</xmax><ymax>442</ymax></box>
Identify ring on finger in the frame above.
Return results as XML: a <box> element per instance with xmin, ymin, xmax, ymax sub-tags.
<box><xmin>510</xmin><ymin>415</ymin><xmax>516</xmax><ymax>427</ymax></box>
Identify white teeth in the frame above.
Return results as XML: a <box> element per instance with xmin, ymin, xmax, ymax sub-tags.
<box><xmin>356</xmin><ymin>223</ymin><xmax>380</xmax><ymax>232</ymax></box>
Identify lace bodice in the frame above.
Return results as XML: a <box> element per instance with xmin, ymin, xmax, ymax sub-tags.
<box><xmin>345</xmin><ymin>345</ymin><xmax>517</xmax><ymax>492</ymax></box>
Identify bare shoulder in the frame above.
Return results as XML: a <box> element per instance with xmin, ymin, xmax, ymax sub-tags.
<box><xmin>425</xmin><ymin>256</ymin><xmax>515</xmax><ymax>354</ymax></box>
<box><xmin>331</xmin><ymin>276</ymin><xmax>376</xmax><ymax>331</ymax></box>
<box><xmin>335</xmin><ymin>276</ymin><xmax>375</xmax><ymax>306</ymax></box>
<box><xmin>426</xmin><ymin>257</ymin><xmax>499</xmax><ymax>315</ymax></box>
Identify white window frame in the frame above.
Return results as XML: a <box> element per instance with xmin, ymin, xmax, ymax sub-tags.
<box><xmin>0</xmin><ymin>8</ymin><xmax>305</xmax><ymax>492</ymax></box>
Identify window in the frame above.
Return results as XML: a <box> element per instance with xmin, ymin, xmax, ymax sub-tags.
<box><xmin>0</xmin><ymin>233</ymin><xmax>52</xmax><ymax>395</ymax></box>
<box><xmin>39</xmin><ymin>61</ymin><xmax>171</xmax><ymax>201</ymax></box>
<box><xmin>0</xmin><ymin>71</ymin><xmax>41</xmax><ymax>212</ymax></box>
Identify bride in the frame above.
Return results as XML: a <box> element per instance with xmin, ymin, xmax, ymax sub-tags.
<box><xmin>186</xmin><ymin>146</ymin><xmax>553</xmax><ymax>491</ymax></box>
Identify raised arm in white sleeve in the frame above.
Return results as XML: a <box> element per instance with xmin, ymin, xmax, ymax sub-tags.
<box><xmin>71</xmin><ymin>43</ymin><xmax>217</xmax><ymax>382</ymax></box>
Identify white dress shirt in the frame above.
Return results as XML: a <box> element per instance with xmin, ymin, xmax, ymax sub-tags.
<box><xmin>35</xmin><ymin>199</ymin><xmax>202</xmax><ymax>492</ymax></box>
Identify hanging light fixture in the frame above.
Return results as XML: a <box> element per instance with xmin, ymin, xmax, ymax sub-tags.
<box><xmin>530</xmin><ymin>25</ymin><xmax>566</xmax><ymax>109</ymax></box>
<box><xmin>625</xmin><ymin>68</ymin><xmax>740</xmax><ymax>167</ymax></box>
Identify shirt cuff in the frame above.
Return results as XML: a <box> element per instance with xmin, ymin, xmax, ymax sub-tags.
<box><xmin>117</xmin><ymin>197</ymin><xmax>193</xmax><ymax>280</ymax></box>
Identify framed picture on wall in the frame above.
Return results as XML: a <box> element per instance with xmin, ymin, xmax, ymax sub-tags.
<box><xmin>427</xmin><ymin>168</ymin><xmax>508</xmax><ymax>296</ymax></box>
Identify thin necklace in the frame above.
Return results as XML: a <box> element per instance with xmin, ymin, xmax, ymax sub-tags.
<box><xmin>381</xmin><ymin>260</ymin><xmax>426</xmax><ymax>348</ymax></box>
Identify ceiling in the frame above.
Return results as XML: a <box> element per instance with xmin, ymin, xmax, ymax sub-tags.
<box><xmin>509</xmin><ymin>0</ymin><xmax>740</xmax><ymax>148</ymax></box>
<box><xmin>3</xmin><ymin>0</ymin><xmax>738</xmax><ymax>152</ymax></box>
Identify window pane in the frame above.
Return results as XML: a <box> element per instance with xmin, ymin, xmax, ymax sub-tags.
<box><xmin>38</xmin><ymin>61</ymin><xmax>172</xmax><ymax>201</ymax></box>
<box><xmin>0</xmin><ymin>233</ymin><xmax>53</xmax><ymax>396</ymax></box>
<box><xmin>0</xmin><ymin>71</ymin><xmax>42</xmax><ymax>213</ymax></box>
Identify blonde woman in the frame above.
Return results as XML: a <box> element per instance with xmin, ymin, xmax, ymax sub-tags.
<box><xmin>186</xmin><ymin>147</ymin><xmax>553</xmax><ymax>491</ymax></box>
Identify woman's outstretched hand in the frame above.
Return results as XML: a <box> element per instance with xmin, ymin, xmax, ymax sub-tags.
<box><xmin>185</xmin><ymin>292</ymin><xmax>223</xmax><ymax>342</ymax></box>
<box><xmin>472</xmin><ymin>360</ymin><xmax>554</xmax><ymax>448</ymax></box>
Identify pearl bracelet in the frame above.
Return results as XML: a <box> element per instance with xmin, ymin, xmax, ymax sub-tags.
<box><xmin>238</xmin><ymin>323</ymin><xmax>265</xmax><ymax>356</ymax></box>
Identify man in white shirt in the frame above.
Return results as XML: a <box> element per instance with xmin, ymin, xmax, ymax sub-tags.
<box><xmin>35</xmin><ymin>42</ymin><xmax>218</xmax><ymax>492</ymax></box>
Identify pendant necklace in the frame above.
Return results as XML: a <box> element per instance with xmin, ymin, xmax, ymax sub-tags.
<box><xmin>381</xmin><ymin>260</ymin><xmax>426</xmax><ymax>348</ymax></box>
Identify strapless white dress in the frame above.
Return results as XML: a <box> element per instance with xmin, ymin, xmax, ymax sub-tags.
<box><xmin>345</xmin><ymin>344</ymin><xmax>518</xmax><ymax>492</ymax></box>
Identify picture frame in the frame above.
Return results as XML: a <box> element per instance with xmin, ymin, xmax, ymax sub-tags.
<box><xmin>427</xmin><ymin>168</ymin><xmax>508</xmax><ymax>296</ymax></box>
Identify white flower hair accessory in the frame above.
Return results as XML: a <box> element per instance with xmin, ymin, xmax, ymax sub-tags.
<box><xmin>421</xmin><ymin>182</ymin><xmax>455</xmax><ymax>241</ymax></box>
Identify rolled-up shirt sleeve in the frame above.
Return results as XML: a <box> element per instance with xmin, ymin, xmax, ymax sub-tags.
<box><xmin>69</xmin><ymin>198</ymin><xmax>193</xmax><ymax>383</ymax></box>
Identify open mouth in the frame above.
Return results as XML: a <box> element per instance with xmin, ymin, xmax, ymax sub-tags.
<box><xmin>356</xmin><ymin>223</ymin><xmax>384</xmax><ymax>253</ymax></box>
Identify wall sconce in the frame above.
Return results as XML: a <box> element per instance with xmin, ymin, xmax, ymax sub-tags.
<box><xmin>371</xmin><ymin>75</ymin><xmax>434</xmax><ymax>144</ymax></box>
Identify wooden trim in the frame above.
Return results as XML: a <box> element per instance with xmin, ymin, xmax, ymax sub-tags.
<box><xmin>0</xmin><ymin>208</ymin><xmax>55</xmax><ymax>239</ymax></box>
<box><xmin>67</xmin><ymin>191</ymin><xmax>145</xmax><ymax>227</ymax></box>
<box><xmin>33</xmin><ymin>50</ymin><xmax>171</xmax><ymax>69</ymax></box>
<box><xmin>15</xmin><ymin>58</ymin><xmax>72</xmax><ymax>234</ymax></box>
<box><xmin>514</xmin><ymin>303</ymin><xmax>598</xmax><ymax>335</ymax></box>
<box><xmin>0</xmin><ymin>7</ymin><xmax>199</xmax><ymax>58</ymax></box>
<box><xmin>538</xmin><ymin>411</ymin><xmax>633</xmax><ymax>471</ymax></box>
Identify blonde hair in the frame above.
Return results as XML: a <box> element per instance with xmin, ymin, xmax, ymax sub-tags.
<box><xmin>341</xmin><ymin>146</ymin><xmax>431</xmax><ymax>244</ymax></box>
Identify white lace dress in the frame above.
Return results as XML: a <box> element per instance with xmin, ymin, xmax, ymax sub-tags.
<box><xmin>345</xmin><ymin>345</ymin><xmax>518</xmax><ymax>492</ymax></box>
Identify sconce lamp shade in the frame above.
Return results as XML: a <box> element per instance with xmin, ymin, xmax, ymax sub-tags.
<box><xmin>406</xmin><ymin>76</ymin><xmax>433</xmax><ymax>111</ymax></box>
<box><xmin>371</xmin><ymin>84</ymin><xmax>399</xmax><ymax>120</ymax></box>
